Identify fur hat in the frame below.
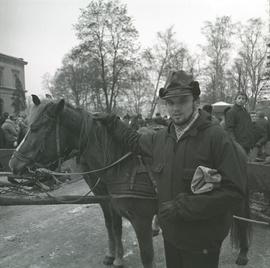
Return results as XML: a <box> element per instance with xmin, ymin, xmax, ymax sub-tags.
<box><xmin>159</xmin><ymin>70</ymin><xmax>200</xmax><ymax>99</ymax></box>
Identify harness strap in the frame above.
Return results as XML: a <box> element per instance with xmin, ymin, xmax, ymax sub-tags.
<box><xmin>35</xmin><ymin>177</ymin><xmax>102</xmax><ymax>204</ymax></box>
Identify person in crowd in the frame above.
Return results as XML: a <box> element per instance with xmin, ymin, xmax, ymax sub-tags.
<box><xmin>130</xmin><ymin>114</ymin><xmax>145</xmax><ymax>130</ymax></box>
<box><xmin>17</xmin><ymin>114</ymin><xmax>28</xmax><ymax>144</ymax></box>
<box><xmin>225</xmin><ymin>92</ymin><xmax>254</xmax><ymax>154</ymax></box>
<box><xmin>122</xmin><ymin>113</ymin><xmax>131</xmax><ymax>126</ymax></box>
<box><xmin>220</xmin><ymin>107</ymin><xmax>231</xmax><ymax>129</ymax></box>
<box><xmin>95</xmin><ymin>70</ymin><xmax>246</xmax><ymax>268</ymax></box>
<box><xmin>153</xmin><ymin>112</ymin><xmax>168</xmax><ymax>126</ymax></box>
<box><xmin>0</xmin><ymin>112</ymin><xmax>9</xmax><ymax>126</ymax></box>
<box><xmin>1</xmin><ymin>115</ymin><xmax>18</xmax><ymax>148</ymax></box>
<box><xmin>202</xmin><ymin>104</ymin><xmax>220</xmax><ymax>124</ymax></box>
<box><xmin>0</xmin><ymin>125</ymin><xmax>6</xmax><ymax>148</ymax></box>
<box><xmin>252</xmin><ymin>111</ymin><xmax>268</xmax><ymax>158</ymax></box>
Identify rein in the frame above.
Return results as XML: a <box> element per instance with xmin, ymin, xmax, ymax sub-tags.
<box><xmin>35</xmin><ymin>151</ymin><xmax>133</xmax><ymax>176</ymax></box>
<box><xmin>31</xmin><ymin>111</ymin><xmax>133</xmax><ymax>177</ymax></box>
<box><xmin>13</xmin><ymin>106</ymin><xmax>134</xmax><ymax>204</ymax></box>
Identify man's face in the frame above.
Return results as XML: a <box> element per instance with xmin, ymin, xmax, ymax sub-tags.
<box><xmin>166</xmin><ymin>95</ymin><xmax>195</xmax><ymax>126</ymax></box>
<box><xmin>235</xmin><ymin>95</ymin><xmax>247</xmax><ymax>106</ymax></box>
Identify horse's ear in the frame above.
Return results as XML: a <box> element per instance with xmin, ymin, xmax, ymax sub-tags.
<box><xmin>55</xmin><ymin>99</ymin><xmax>65</xmax><ymax>115</ymax></box>
<box><xmin>32</xmin><ymin>95</ymin><xmax>41</xmax><ymax>106</ymax></box>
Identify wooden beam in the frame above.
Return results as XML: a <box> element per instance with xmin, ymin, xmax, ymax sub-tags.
<box><xmin>0</xmin><ymin>195</ymin><xmax>110</xmax><ymax>206</ymax></box>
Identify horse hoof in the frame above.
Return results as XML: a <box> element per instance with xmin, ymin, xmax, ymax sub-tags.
<box><xmin>103</xmin><ymin>255</ymin><xmax>115</xmax><ymax>265</ymax></box>
<box><xmin>235</xmin><ymin>256</ymin><xmax>248</xmax><ymax>266</ymax></box>
<box><xmin>113</xmin><ymin>259</ymin><xmax>124</xmax><ymax>268</ymax></box>
<box><xmin>152</xmin><ymin>229</ymin><xmax>160</xmax><ymax>237</ymax></box>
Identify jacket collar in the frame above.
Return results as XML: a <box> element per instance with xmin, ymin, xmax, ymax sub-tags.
<box><xmin>167</xmin><ymin>109</ymin><xmax>213</xmax><ymax>141</ymax></box>
<box><xmin>233</xmin><ymin>104</ymin><xmax>247</xmax><ymax>112</ymax></box>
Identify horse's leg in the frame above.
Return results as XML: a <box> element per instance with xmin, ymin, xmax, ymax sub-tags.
<box><xmin>132</xmin><ymin>215</ymin><xmax>155</xmax><ymax>268</ymax></box>
<box><xmin>99</xmin><ymin>202</ymin><xmax>117</xmax><ymax>265</ymax></box>
<box><xmin>84</xmin><ymin>175</ymin><xmax>119</xmax><ymax>266</ymax></box>
<box><xmin>231</xmin><ymin>196</ymin><xmax>251</xmax><ymax>266</ymax></box>
<box><xmin>123</xmin><ymin>199</ymin><xmax>156</xmax><ymax>268</ymax></box>
<box><xmin>111</xmin><ymin>198</ymin><xmax>156</xmax><ymax>268</ymax></box>
<box><xmin>235</xmin><ymin>220</ymin><xmax>249</xmax><ymax>266</ymax></box>
<box><xmin>152</xmin><ymin>215</ymin><xmax>160</xmax><ymax>237</ymax></box>
<box><xmin>111</xmin><ymin>209</ymin><xmax>124</xmax><ymax>268</ymax></box>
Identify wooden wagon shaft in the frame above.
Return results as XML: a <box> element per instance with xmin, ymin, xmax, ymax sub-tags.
<box><xmin>0</xmin><ymin>195</ymin><xmax>111</xmax><ymax>206</ymax></box>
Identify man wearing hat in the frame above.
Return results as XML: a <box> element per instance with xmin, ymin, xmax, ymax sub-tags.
<box><xmin>95</xmin><ymin>70</ymin><xmax>246</xmax><ymax>268</ymax></box>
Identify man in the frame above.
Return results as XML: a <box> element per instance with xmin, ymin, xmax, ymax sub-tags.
<box><xmin>153</xmin><ymin>112</ymin><xmax>168</xmax><ymax>126</ymax></box>
<box><xmin>225</xmin><ymin>92</ymin><xmax>254</xmax><ymax>154</ymax></box>
<box><xmin>96</xmin><ymin>70</ymin><xmax>245</xmax><ymax>268</ymax></box>
<box><xmin>202</xmin><ymin>104</ymin><xmax>220</xmax><ymax>124</ymax></box>
<box><xmin>1</xmin><ymin>115</ymin><xmax>18</xmax><ymax>148</ymax></box>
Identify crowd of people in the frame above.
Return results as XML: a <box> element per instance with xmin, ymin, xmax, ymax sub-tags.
<box><xmin>122</xmin><ymin>93</ymin><xmax>270</xmax><ymax>161</ymax></box>
<box><xmin>0</xmin><ymin>112</ymin><xmax>28</xmax><ymax>149</ymax></box>
<box><xmin>202</xmin><ymin>94</ymin><xmax>270</xmax><ymax>160</ymax></box>
<box><xmin>122</xmin><ymin>112</ymin><xmax>169</xmax><ymax>131</ymax></box>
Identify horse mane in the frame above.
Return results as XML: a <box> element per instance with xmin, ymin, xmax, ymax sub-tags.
<box><xmin>78</xmin><ymin>110</ymin><xmax>123</xmax><ymax>169</ymax></box>
<box><xmin>27</xmin><ymin>98</ymin><xmax>123</xmax><ymax>172</ymax></box>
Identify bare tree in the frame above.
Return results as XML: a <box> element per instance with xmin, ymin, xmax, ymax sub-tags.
<box><xmin>75</xmin><ymin>0</ymin><xmax>139</xmax><ymax>112</ymax></box>
<box><xmin>201</xmin><ymin>16</ymin><xmax>235</xmax><ymax>102</ymax></box>
<box><xmin>122</xmin><ymin>61</ymin><xmax>153</xmax><ymax>115</ymax></box>
<box><xmin>41</xmin><ymin>73</ymin><xmax>54</xmax><ymax>94</ymax></box>
<box><xmin>143</xmin><ymin>26</ymin><xmax>192</xmax><ymax>117</ymax></box>
<box><xmin>237</xmin><ymin>18</ymin><xmax>267</xmax><ymax>109</ymax></box>
<box><xmin>51</xmin><ymin>53</ymin><xmax>90</xmax><ymax>107</ymax></box>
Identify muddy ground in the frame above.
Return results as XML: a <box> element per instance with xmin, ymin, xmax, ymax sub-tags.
<box><xmin>1</xmin><ymin>178</ymin><xmax>270</xmax><ymax>268</ymax></box>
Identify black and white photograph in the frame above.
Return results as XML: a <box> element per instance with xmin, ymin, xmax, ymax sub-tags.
<box><xmin>1</xmin><ymin>0</ymin><xmax>270</xmax><ymax>267</ymax></box>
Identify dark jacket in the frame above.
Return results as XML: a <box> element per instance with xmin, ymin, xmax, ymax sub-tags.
<box><xmin>225</xmin><ymin>104</ymin><xmax>254</xmax><ymax>151</ymax></box>
<box><xmin>253</xmin><ymin>118</ymin><xmax>268</xmax><ymax>147</ymax></box>
<box><xmin>1</xmin><ymin>119</ymin><xmax>18</xmax><ymax>146</ymax></box>
<box><xmin>106</xmin><ymin>110</ymin><xmax>245</xmax><ymax>251</ymax></box>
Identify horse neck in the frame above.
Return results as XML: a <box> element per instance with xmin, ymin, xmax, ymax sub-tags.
<box><xmin>59</xmin><ymin>105</ymin><xmax>123</xmax><ymax>169</ymax></box>
<box><xmin>59</xmin><ymin>105</ymin><xmax>84</xmax><ymax>151</ymax></box>
<box><xmin>81</xmin><ymin>117</ymin><xmax>122</xmax><ymax>169</ymax></box>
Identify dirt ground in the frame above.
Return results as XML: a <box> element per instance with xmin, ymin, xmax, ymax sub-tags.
<box><xmin>1</xmin><ymin>178</ymin><xmax>270</xmax><ymax>268</ymax></box>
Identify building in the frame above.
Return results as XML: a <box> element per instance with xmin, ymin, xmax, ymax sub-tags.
<box><xmin>0</xmin><ymin>53</ymin><xmax>27</xmax><ymax>115</ymax></box>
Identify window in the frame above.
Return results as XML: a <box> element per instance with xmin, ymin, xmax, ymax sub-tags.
<box><xmin>12</xmin><ymin>69</ymin><xmax>20</xmax><ymax>88</ymax></box>
<box><xmin>0</xmin><ymin>99</ymin><xmax>3</xmax><ymax>114</ymax></box>
<box><xmin>0</xmin><ymin>67</ymin><xmax>3</xmax><ymax>86</ymax></box>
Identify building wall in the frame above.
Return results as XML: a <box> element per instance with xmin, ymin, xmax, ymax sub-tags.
<box><xmin>0</xmin><ymin>53</ymin><xmax>27</xmax><ymax>115</ymax></box>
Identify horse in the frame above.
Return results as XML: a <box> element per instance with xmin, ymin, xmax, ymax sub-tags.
<box><xmin>9</xmin><ymin>96</ymin><xmax>157</xmax><ymax>268</ymax></box>
<box><xmin>9</xmin><ymin>96</ymin><xmax>251</xmax><ymax>267</ymax></box>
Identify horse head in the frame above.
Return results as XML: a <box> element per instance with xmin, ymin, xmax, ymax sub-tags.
<box><xmin>9</xmin><ymin>95</ymin><xmax>80</xmax><ymax>174</ymax></box>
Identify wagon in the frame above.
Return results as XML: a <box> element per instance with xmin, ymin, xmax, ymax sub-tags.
<box><xmin>1</xmin><ymin>148</ymin><xmax>270</xmax><ymax>223</ymax></box>
<box><xmin>0</xmin><ymin>149</ymin><xmax>110</xmax><ymax>206</ymax></box>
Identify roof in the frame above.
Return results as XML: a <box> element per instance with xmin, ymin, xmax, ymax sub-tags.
<box><xmin>212</xmin><ymin>101</ymin><xmax>232</xmax><ymax>106</ymax></box>
<box><xmin>0</xmin><ymin>53</ymin><xmax>28</xmax><ymax>65</ymax></box>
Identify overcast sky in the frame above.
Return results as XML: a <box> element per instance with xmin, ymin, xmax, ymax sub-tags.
<box><xmin>0</xmin><ymin>0</ymin><xmax>268</xmax><ymax>96</ymax></box>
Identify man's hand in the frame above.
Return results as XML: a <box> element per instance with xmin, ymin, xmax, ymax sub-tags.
<box><xmin>159</xmin><ymin>200</ymin><xmax>177</xmax><ymax>221</ymax></box>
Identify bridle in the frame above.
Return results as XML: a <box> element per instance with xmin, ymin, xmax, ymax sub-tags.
<box><xmin>12</xmin><ymin>110</ymin><xmax>132</xmax><ymax>176</ymax></box>
<box><xmin>12</xmin><ymin>114</ymin><xmax>73</xmax><ymax>171</ymax></box>
<box><xmin>10</xmin><ymin>106</ymin><xmax>133</xmax><ymax>205</ymax></box>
